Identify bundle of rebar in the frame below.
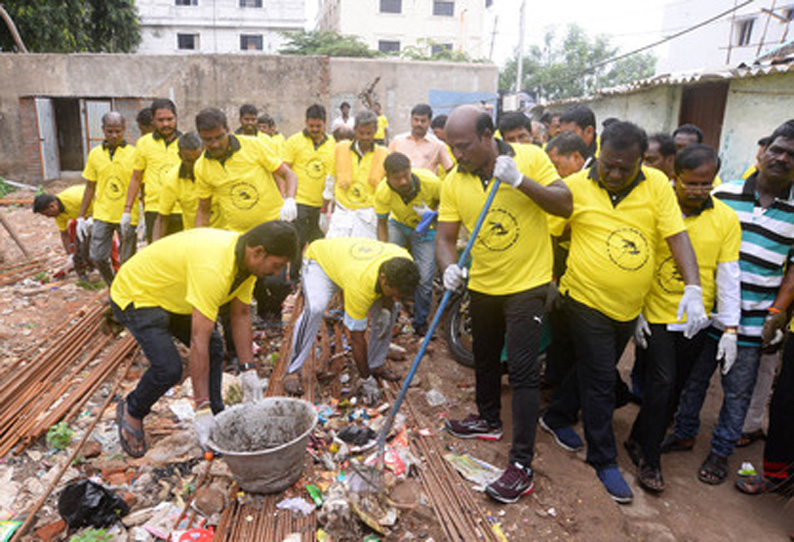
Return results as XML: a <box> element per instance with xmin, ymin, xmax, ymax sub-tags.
<box><xmin>0</xmin><ymin>294</ymin><xmax>136</xmax><ymax>457</ymax></box>
<box><xmin>0</xmin><ymin>254</ymin><xmax>50</xmax><ymax>286</ymax></box>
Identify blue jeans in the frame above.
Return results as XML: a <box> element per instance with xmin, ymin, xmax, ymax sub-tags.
<box><xmin>111</xmin><ymin>301</ymin><xmax>225</xmax><ymax>419</ymax></box>
<box><xmin>387</xmin><ymin>219</ymin><xmax>435</xmax><ymax>328</ymax></box>
<box><xmin>672</xmin><ymin>332</ymin><xmax>761</xmax><ymax>457</ymax></box>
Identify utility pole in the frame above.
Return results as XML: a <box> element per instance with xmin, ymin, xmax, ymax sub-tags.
<box><xmin>515</xmin><ymin>0</ymin><xmax>525</xmax><ymax>93</ymax></box>
<box><xmin>489</xmin><ymin>15</ymin><xmax>498</xmax><ymax>61</ymax></box>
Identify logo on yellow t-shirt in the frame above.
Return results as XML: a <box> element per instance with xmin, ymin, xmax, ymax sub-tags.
<box><xmin>656</xmin><ymin>255</ymin><xmax>684</xmax><ymax>294</ymax></box>
<box><xmin>106</xmin><ymin>176</ymin><xmax>125</xmax><ymax>200</ymax></box>
<box><xmin>307</xmin><ymin>158</ymin><xmax>326</xmax><ymax>180</ymax></box>
<box><xmin>479</xmin><ymin>208</ymin><xmax>519</xmax><ymax>252</ymax></box>
<box><xmin>348</xmin><ymin>182</ymin><xmax>369</xmax><ymax>205</ymax></box>
<box><xmin>606</xmin><ymin>228</ymin><xmax>649</xmax><ymax>271</ymax></box>
<box><xmin>349</xmin><ymin>240</ymin><xmax>385</xmax><ymax>261</ymax></box>
<box><xmin>230</xmin><ymin>182</ymin><xmax>260</xmax><ymax>210</ymax></box>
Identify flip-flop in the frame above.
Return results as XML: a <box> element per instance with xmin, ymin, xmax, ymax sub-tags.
<box><xmin>735</xmin><ymin>474</ymin><xmax>777</xmax><ymax>495</ymax></box>
<box><xmin>698</xmin><ymin>452</ymin><xmax>728</xmax><ymax>485</ymax></box>
<box><xmin>116</xmin><ymin>401</ymin><xmax>146</xmax><ymax>458</ymax></box>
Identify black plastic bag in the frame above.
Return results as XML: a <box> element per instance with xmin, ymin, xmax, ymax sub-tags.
<box><xmin>338</xmin><ymin>425</ymin><xmax>375</xmax><ymax>446</ymax></box>
<box><xmin>58</xmin><ymin>480</ymin><xmax>130</xmax><ymax>528</ymax></box>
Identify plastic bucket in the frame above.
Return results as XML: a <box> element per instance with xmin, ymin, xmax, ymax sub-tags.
<box><xmin>208</xmin><ymin>398</ymin><xmax>317</xmax><ymax>494</ymax></box>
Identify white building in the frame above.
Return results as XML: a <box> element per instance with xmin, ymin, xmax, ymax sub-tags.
<box><xmin>657</xmin><ymin>0</ymin><xmax>794</xmax><ymax>74</ymax></box>
<box><xmin>135</xmin><ymin>0</ymin><xmax>306</xmax><ymax>54</ymax></box>
<box><xmin>316</xmin><ymin>0</ymin><xmax>495</xmax><ymax>59</ymax></box>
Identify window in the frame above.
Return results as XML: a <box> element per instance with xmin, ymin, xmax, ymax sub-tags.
<box><xmin>378</xmin><ymin>40</ymin><xmax>400</xmax><ymax>54</ymax></box>
<box><xmin>433</xmin><ymin>0</ymin><xmax>454</xmax><ymax>16</ymax></box>
<box><xmin>431</xmin><ymin>43</ymin><xmax>452</xmax><ymax>55</ymax></box>
<box><xmin>175</xmin><ymin>0</ymin><xmax>197</xmax><ymax>5</ymax></box>
<box><xmin>240</xmin><ymin>34</ymin><xmax>264</xmax><ymax>50</ymax></box>
<box><xmin>735</xmin><ymin>18</ymin><xmax>754</xmax><ymax>46</ymax></box>
<box><xmin>239</xmin><ymin>0</ymin><xmax>262</xmax><ymax>7</ymax></box>
<box><xmin>380</xmin><ymin>0</ymin><xmax>401</xmax><ymax>13</ymax></box>
<box><xmin>177</xmin><ymin>33</ymin><xmax>199</xmax><ymax>50</ymax></box>
<box><xmin>785</xmin><ymin>7</ymin><xmax>794</xmax><ymax>21</ymax></box>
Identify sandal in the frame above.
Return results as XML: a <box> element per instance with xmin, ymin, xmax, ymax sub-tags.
<box><xmin>283</xmin><ymin>372</ymin><xmax>304</xmax><ymax>396</ymax></box>
<box><xmin>371</xmin><ymin>365</ymin><xmax>402</xmax><ymax>382</ymax></box>
<box><xmin>736</xmin><ymin>429</ymin><xmax>766</xmax><ymax>448</ymax></box>
<box><xmin>736</xmin><ymin>474</ymin><xmax>776</xmax><ymax>495</ymax></box>
<box><xmin>698</xmin><ymin>452</ymin><xmax>728</xmax><ymax>485</ymax></box>
<box><xmin>638</xmin><ymin>460</ymin><xmax>665</xmax><ymax>492</ymax></box>
<box><xmin>116</xmin><ymin>401</ymin><xmax>146</xmax><ymax>458</ymax></box>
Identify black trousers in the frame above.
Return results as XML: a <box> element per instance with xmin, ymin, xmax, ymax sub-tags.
<box><xmin>763</xmin><ymin>336</ymin><xmax>794</xmax><ymax>483</ymax></box>
<box><xmin>290</xmin><ymin>203</ymin><xmax>324</xmax><ymax>282</ymax></box>
<box><xmin>144</xmin><ymin>211</ymin><xmax>183</xmax><ymax>244</ymax></box>
<box><xmin>629</xmin><ymin>325</ymin><xmax>708</xmax><ymax>466</ymax></box>
<box><xmin>469</xmin><ymin>285</ymin><xmax>546</xmax><ymax>466</ymax></box>
<box><xmin>544</xmin><ymin>296</ymin><xmax>635</xmax><ymax>469</ymax></box>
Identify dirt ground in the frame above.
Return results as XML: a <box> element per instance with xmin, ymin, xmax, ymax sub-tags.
<box><xmin>1</xmin><ymin>178</ymin><xmax>792</xmax><ymax>541</ymax></box>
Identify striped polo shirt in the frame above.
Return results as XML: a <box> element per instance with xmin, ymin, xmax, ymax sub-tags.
<box><xmin>714</xmin><ymin>174</ymin><xmax>794</xmax><ymax>345</ymax></box>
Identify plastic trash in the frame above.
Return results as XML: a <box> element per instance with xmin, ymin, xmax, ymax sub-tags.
<box><xmin>58</xmin><ymin>480</ymin><xmax>130</xmax><ymax>528</ymax></box>
<box><xmin>425</xmin><ymin>389</ymin><xmax>446</xmax><ymax>407</ymax></box>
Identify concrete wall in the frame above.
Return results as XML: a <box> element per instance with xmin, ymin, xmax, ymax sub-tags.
<box><xmin>719</xmin><ymin>72</ymin><xmax>794</xmax><ymax>180</ymax></box>
<box><xmin>0</xmin><ymin>53</ymin><xmax>497</xmax><ymax>183</ymax></box>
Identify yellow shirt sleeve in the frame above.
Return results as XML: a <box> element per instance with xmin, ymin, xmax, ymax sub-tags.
<box><xmin>373</xmin><ymin>182</ymin><xmax>391</xmax><ymax>217</ymax></box>
<box><xmin>653</xmin><ymin>175</ymin><xmax>686</xmax><ymax>239</ymax></box>
<box><xmin>254</xmin><ymin>137</ymin><xmax>284</xmax><ymax>173</ymax></box>
<box><xmin>82</xmin><ymin>149</ymin><xmax>100</xmax><ymax>182</ymax></box>
<box><xmin>717</xmin><ymin>206</ymin><xmax>742</xmax><ymax>263</ymax></box>
<box><xmin>133</xmin><ymin>144</ymin><xmax>147</xmax><ymax>173</ymax></box>
<box><xmin>185</xmin><ymin>261</ymin><xmax>234</xmax><ymax>321</ymax></box>
<box><xmin>438</xmin><ymin>176</ymin><xmax>460</xmax><ymax>222</ymax></box>
<box><xmin>194</xmin><ymin>158</ymin><xmax>213</xmax><ymax>200</ymax></box>
<box><xmin>284</xmin><ymin>134</ymin><xmax>298</xmax><ymax>165</ymax></box>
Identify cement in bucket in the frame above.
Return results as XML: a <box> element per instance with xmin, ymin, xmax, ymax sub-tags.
<box><xmin>208</xmin><ymin>398</ymin><xmax>317</xmax><ymax>493</ymax></box>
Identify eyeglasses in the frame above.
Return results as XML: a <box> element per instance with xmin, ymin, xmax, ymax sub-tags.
<box><xmin>677</xmin><ymin>180</ymin><xmax>713</xmax><ymax>192</ymax></box>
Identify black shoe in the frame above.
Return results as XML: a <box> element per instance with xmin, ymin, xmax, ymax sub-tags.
<box><xmin>624</xmin><ymin>439</ymin><xmax>642</xmax><ymax>467</ymax></box>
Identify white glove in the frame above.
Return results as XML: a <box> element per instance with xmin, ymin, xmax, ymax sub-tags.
<box><xmin>677</xmin><ymin>285</ymin><xmax>709</xmax><ymax>339</ymax></box>
<box><xmin>443</xmin><ymin>264</ymin><xmax>468</xmax><ymax>291</ymax></box>
<box><xmin>322</xmin><ymin>175</ymin><xmax>335</xmax><ymax>201</ymax></box>
<box><xmin>319</xmin><ymin>211</ymin><xmax>331</xmax><ymax>233</ymax></box>
<box><xmin>717</xmin><ymin>331</ymin><xmax>738</xmax><ymax>375</ymax></box>
<box><xmin>65</xmin><ymin>254</ymin><xmax>75</xmax><ymax>269</ymax></box>
<box><xmin>120</xmin><ymin>212</ymin><xmax>132</xmax><ymax>237</ymax></box>
<box><xmin>85</xmin><ymin>217</ymin><xmax>93</xmax><ymax>233</ymax></box>
<box><xmin>76</xmin><ymin>217</ymin><xmax>90</xmax><ymax>242</ymax></box>
<box><xmin>194</xmin><ymin>408</ymin><xmax>215</xmax><ymax>449</ymax></box>
<box><xmin>280</xmin><ymin>197</ymin><xmax>297</xmax><ymax>222</ymax></box>
<box><xmin>241</xmin><ymin>369</ymin><xmax>263</xmax><ymax>403</ymax></box>
<box><xmin>494</xmin><ymin>155</ymin><xmax>524</xmax><ymax>188</ymax></box>
<box><xmin>634</xmin><ymin>314</ymin><xmax>651</xmax><ymax>350</ymax></box>
<box><xmin>412</xmin><ymin>202</ymin><xmax>432</xmax><ymax>218</ymax></box>
<box><xmin>359</xmin><ymin>376</ymin><xmax>381</xmax><ymax>406</ymax></box>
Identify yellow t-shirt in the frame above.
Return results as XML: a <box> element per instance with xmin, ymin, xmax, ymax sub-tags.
<box><xmin>741</xmin><ymin>166</ymin><xmax>756</xmax><ymax>180</ymax></box>
<box><xmin>194</xmin><ymin>135</ymin><xmax>284</xmax><ymax>233</ymax></box>
<box><xmin>305</xmin><ymin>238</ymin><xmax>412</xmax><ymax>321</ymax></box>
<box><xmin>110</xmin><ymin>228</ymin><xmax>255</xmax><ymax>321</ymax></box>
<box><xmin>439</xmin><ymin>141</ymin><xmax>560</xmax><ymax>295</ymax></box>
<box><xmin>284</xmin><ymin>131</ymin><xmax>335</xmax><ymax>208</ymax></box>
<box><xmin>159</xmin><ymin>164</ymin><xmax>223</xmax><ymax>230</ymax></box>
<box><xmin>374</xmin><ymin>168</ymin><xmax>441</xmax><ymax>228</ymax></box>
<box><xmin>54</xmin><ymin>185</ymin><xmax>92</xmax><ymax>231</ymax></box>
<box><xmin>643</xmin><ymin>197</ymin><xmax>741</xmax><ymax>324</ymax></box>
<box><xmin>133</xmin><ymin>132</ymin><xmax>182</xmax><ymax>213</ymax></box>
<box><xmin>331</xmin><ymin>141</ymin><xmax>388</xmax><ymax>210</ymax></box>
<box><xmin>552</xmin><ymin>165</ymin><xmax>686</xmax><ymax>321</ymax></box>
<box><xmin>259</xmin><ymin>132</ymin><xmax>286</xmax><ymax>160</ymax></box>
<box><xmin>83</xmin><ymin>143</ymin><xmax>139</xmax><ymax>225</ymax></box>
<box><xmin>375</xmin><ymin>115</ymin><xmax>389</xmax><ymax>140</ymax></box>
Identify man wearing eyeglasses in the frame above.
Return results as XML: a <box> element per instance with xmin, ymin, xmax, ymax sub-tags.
<box><xmin>627</xmin><ymin>144</ymin><xmax>741</xmax><ymax>493</ymax></box>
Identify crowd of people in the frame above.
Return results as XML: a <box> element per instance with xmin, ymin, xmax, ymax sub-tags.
<box><xmin>31</xmin><ymin>96</ymin><xmax>794</xmax><ymax>521</ymax></box>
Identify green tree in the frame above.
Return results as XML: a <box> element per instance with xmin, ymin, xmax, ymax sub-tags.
<box><xmin>0</xmin><ymin>0</ymin><xmax>140</xmax><ymax>53</ymax></box>
<box><xmin>399</xmin><ymin>38</ymin><xmax>484</xmax><ymax>63</ymax></box>
<box><xmin>279</xmin><ymin>30</ymin><xmax>379</xmax><ymax>58</ymax></box>
<box><xmin>500</xmin><ymin>24</ymin><xmax>656</xmax><ymax>101</ymax></box>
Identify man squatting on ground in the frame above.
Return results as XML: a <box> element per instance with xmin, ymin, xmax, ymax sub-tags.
<box><xmin>111</xmin><ymin>221</ymin><xmax>298</xmax><ymax>458</ymax></box>
<box><xmin>33</xmin><ymin>185</ymin><xmax>94</xmax><ymax>280</ymax></box>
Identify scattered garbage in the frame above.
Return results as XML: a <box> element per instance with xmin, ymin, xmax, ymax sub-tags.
<box><xmin>738</xmin><ymin>461</ymin><xmax>757</xmax><ymax>476</ymax></box>
<box><xmin>276</xmin><ymin>497</ymin><xmax>316</xmax><ymax>516</ymax></box>
<box><xmin>58</xmin><ymin>480</ymin><xmax>130</xmax><ymax>529</ymax></box>
<box><xmin>425</xmin><ymin>389</ymin><xmax>446</xmax><ymax>407</ymax></box>
<box><xmin>444</xmin><ymin>453</ymin><xmax>502</xmax><ymax>490</ymax></box>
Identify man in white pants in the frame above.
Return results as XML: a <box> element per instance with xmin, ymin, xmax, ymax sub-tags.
<box><xmin>284</xmin><ymin>237</ymin><xmax>419</xmax><ymax>402</ymax></box>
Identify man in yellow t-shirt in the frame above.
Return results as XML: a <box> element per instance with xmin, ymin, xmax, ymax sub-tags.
<box><xmin>153</xmin><ymin>133</ymin><xmax>222</xmax><ymax>242</ymax></box>
<box><xmin>373</xmin><ymin>101</ymin><xmax>389</xmax><ymax>146</ymax></box>
<box><xmin>236</xmin><ymin>104</ymin><xmax>259</xmax><ymax>137</ymax></box>
<box><xmin>284</xmin><ymin>104</ymin><xmax>335</xmax><ymax>280</ymax></box>
<box><xmin>122</xmin><ymin>98</ymin><xmax>183</xmax><ymax>244</ymax></box>
<box><xmin>193</xmin><ymin>107</ymin><xmax>298</xmax><ymax>232</ymax></box>
<box><xmin>627</xmin><ymin>144</ymin><xmax>741</xmax><ymax>493</ymax></box>
<box><xmin>325</xmin><ymin>110</ymin><xmax>389</xmax><ymax>239</ymax></box>
<box><xmin>74</xmin><ymin>111</ymin><xmax>138</xmax><ymax>285</ymax></box>
<box><xmin>110</xmin><ymin>221</ymin><xmax>297</xmax><ymax>457</ymax></box>
<box><xmin>34</xmin><ymin>186</ymin><xmax>94</xmax><ymax>279</ymax></box>
<box><xmin>258</xmin><ymin>113</ymin><xmax>286</xmax><ymax>158</ymax></box>
<box><xmin>374</xmin><ymin>153</ymin><xmax>440</xmax><ymax>336</ymax></box>
<box><xmin>285</xmin><ymin>238</ymin><xmax>419</xmax><ymax>402</ymax></box>
<box><xmin>540</xmin><ymin>121</ymin><xmax>706</xmax><ymax>504</ymax></box>
<box><xmin>437</xmin><ymin>105</ymin><xmax>572</xmax><ymax>505</ymax></box>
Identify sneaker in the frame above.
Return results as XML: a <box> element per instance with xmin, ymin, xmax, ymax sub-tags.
<box><xmin>446</xmin><ymin>414</ymin><xmax>503</xmax><ymax>441</ymax></box>
<box><xmin>539</xmin><ymin>416</ymin><xmax>584</xmax><ymax>452</ymax></box>
<box><xmin>596</xmin><ymin>466</ymin><xmax>634</xmax><ymax>504</ymax></box>
<box><xmin>486</xmin><ymin>462</ymin><xmax>534</xmax><ymax>504</ymax></box>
